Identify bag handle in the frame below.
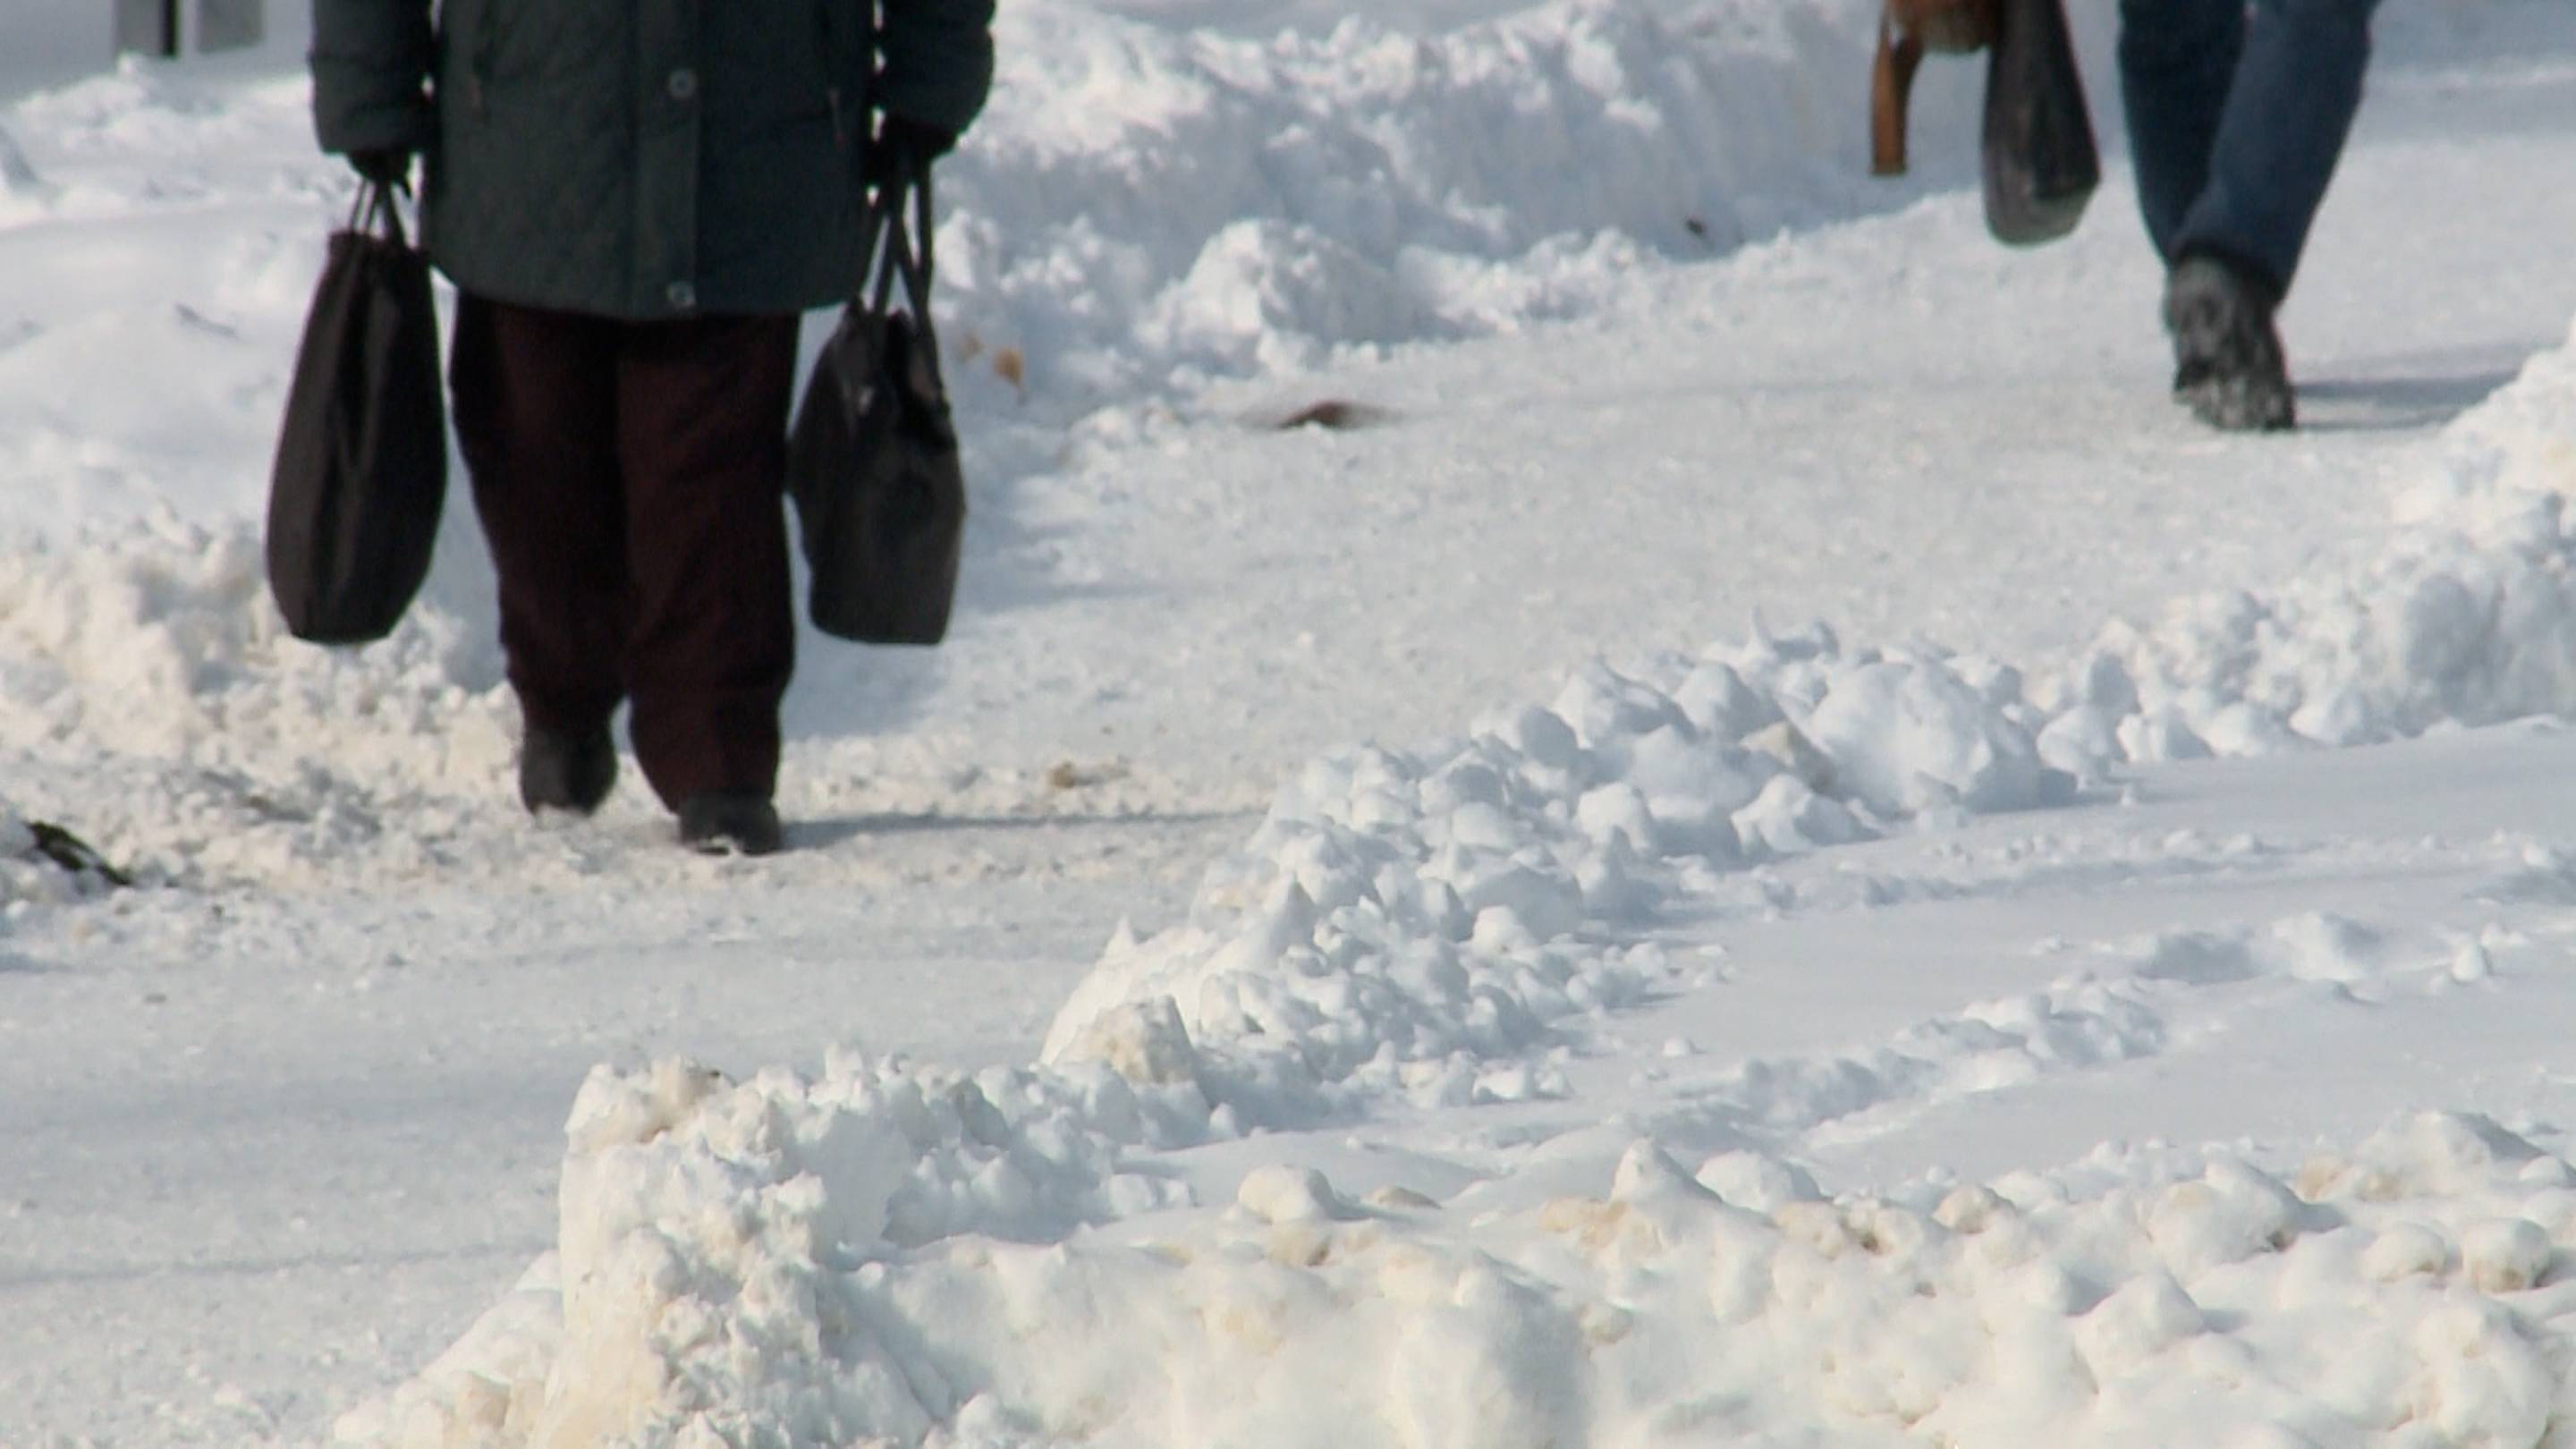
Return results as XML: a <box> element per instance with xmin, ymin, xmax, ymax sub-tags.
<box><xmin>345</xmin><ymin>177</ymin><xmax>412</xmax><ymax>247</ymax></box>
<box><xmin>860</xmin><ymin>150</ymin><xmax>942</xmax><ymax>359</ymax></box>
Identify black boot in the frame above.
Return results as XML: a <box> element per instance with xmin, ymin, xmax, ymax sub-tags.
<box><xmin>2163</xmin><ymin>252</ymin><xmax>2295</xmax><ymax>433</ymax></box>
<box><xmin>677</xmin><ymin>791</ymin><xmax>784</xmax><ymax>857</ymax></box>
<box><xmin>519</xmin><ymin>725</ymin><xmax>617</xmax><ymax>815</ymax></box>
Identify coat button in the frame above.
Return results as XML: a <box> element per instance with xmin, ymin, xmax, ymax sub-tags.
<box><xmin>666</xmin><ymin>281</ymin><xmax>698</xmax><ymax>310</ymax></box>
<box><xmin>666</xmin><ymin>68</ymin><xmax>699</xmax><ymax>101</ymax></box>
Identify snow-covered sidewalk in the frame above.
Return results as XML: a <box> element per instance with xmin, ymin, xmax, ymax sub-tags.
<box><xmin>6</xmin><ymin>0</ymin><xmax>2576</xmax><ymax>1444</ymax></box>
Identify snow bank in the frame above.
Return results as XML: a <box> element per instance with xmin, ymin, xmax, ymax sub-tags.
<box><xmin>2038</xmin><ymin>325</ymin><xmax>2576</xmax><ymax>769</ymax></box>
<box><xmin>0</xmin><ymin>515</ymin><xmax>513</xmax><ymax>885</ymax></box>
<box><xmin>346</xmin><ymin>1092</ymin><xmax>2576</xmax><ymax>1446</ymax></box>
<box><xmin>936</xmin><ymin>0</ymin><xmax>1981</xmax><ymax>404</ymax></box>
<box><xmin>1043</xmin><ymin>630</ymin><xmax>2068</xmax><ymax>1119</ymax></box>
<box><xmin>0</xmin><ymin>517</ymin><xmax>500</xmax><ymax>777</ymax></box>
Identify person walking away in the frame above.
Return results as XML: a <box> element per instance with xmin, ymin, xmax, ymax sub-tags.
<box><xmin>306</xmin><ymin>0</ymin><xmax>994</xmax><ymax>854</ymax></box>
<box><xmin>2118</xmin><ymin>0</ymin><xmax>2381</xmax><ymax>431</ymax></box>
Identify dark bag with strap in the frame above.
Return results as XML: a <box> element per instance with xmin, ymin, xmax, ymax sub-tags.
<box><xmin>1870</xmin><ymin>0</ymin><xmax>2097</xmax><ymax>247</ymax></box>
<box><xmin>1979</xmin><ymin>0</ymin><xmax>2100</xmax><ymax>245</ymax></box>
<box><xmin>266</xmin><ymin>181</ymin><xmax>448</xmax><ymax>645</ymax></box>
<box><xmin>785</xmin><ymin>157</ymin><xmax>967</xmax><ymax>646</ymax></box>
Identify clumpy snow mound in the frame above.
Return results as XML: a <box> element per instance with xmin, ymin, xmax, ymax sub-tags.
<box><xmin>347</xmin><ymin>1093</ymin><xmax>2576</xmax><ymax>1446</ymax></box>
<box><xmin>1043</xmin><ymin>631</ymin><xmax>2067</xmax><ymax>1120</ymax></box>
<box><xmin>0</xmin><ymin>518</ymin><xmax>503</xmax><ymax>778</ymax></box>
<box><xmin>2040</xmin><ymin>318</ymin><xmax>2576</xmax><ymax>768</ymax></box>
<box><xmin>942</xmin><ymin>0</ymin><xmax>1971</xmax><ymax>401</ymax></box>
<box><xmin>0</xmin><ymin>516</ymin><xmax>515</xmax><ymax>886</ymax></box>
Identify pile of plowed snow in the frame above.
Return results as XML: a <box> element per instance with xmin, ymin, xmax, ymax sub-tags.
<box><xmin>346</xmin><ymin>1073</ymin><xmax>2576</xmax><ymax>1448</ymax></box>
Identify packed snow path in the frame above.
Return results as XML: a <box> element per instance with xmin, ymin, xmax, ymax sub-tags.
<box><xmin>4</xmin><ymin>2</ymin><xmax>2576</xmax><ymax>1444</ymax></box>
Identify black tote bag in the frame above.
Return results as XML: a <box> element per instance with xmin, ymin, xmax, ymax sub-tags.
<box><xmin>1981</xmin><ymin>0</ymin><xmax>2099</xmax><ymax>246</ymax></box>
<box><xmin>785</xmin><ymin>158</ymin><xmax>967</xmax><ymax>647</ymax></box>
<box><xmin>266</xmin><ymin>181</ymin><xmax>448</xmax><ymax>645</ymax></box>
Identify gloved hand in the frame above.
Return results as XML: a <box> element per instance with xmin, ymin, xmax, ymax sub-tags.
<box><xmin>867</xmin><ymin>115</ymin><xmax>958</xmax><ymax>194</ymax></box>
<box><xmin>348</xmin><ymin>148</ymin><xmax>414</xmax><ymax>193</ymax></box>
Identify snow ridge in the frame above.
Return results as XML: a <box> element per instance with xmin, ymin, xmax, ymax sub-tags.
<box><xmin>349</xmin><ymin>1092</ymin><xmax>2576</xmax><ymax>1446</ymax></box>
<box><xmin>1041</xmin><ymin>633</ymin><xmax>2069</xmax><ymax>1118</ymax></box>
<box><xmin>2051</xmin><ymin>329</ymin><xmax>2576</xmax><ymax>762</ymax></box>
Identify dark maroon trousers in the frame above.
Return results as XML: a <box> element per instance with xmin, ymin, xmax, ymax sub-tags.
<box><xmin>447</xmin><ymin>293</ymin><xmax>800</xmax><ymax>809</ymax></box>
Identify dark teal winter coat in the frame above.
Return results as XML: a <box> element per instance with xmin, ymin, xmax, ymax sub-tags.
<box><xmin>308</xmin><ymin>0</ymin><xmax>995</xmax><ymax>319</ymax></box>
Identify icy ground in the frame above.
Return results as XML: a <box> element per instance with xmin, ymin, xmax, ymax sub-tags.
<box><xmin>7</xmin><ymin>0</ymin><xmax>2576</xmax><ymax>1445</ymax></box>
